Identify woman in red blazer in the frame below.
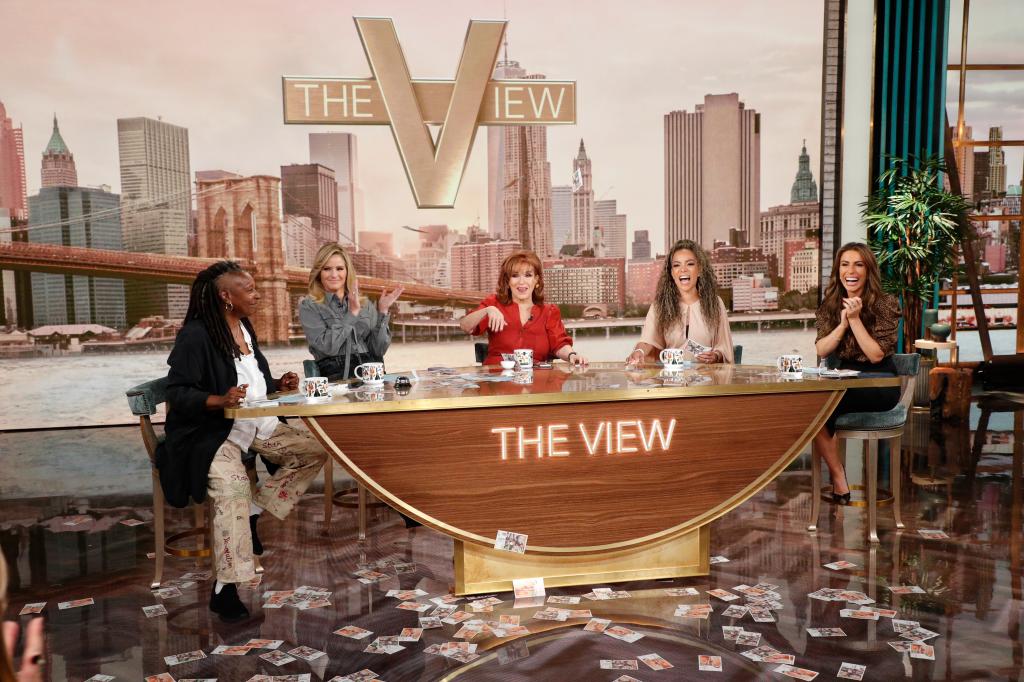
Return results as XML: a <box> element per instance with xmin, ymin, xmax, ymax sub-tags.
<box><xmin>459</xmin><ymin>251</ymin><xmax>589</xmax><ymax>367</ymax></box>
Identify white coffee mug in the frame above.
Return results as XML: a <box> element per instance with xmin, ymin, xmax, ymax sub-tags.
<box><xmin>776</xmin><ymin>354</ymin><xmax>803</xmax><ymax>378</ymax></box>
<box><xmin>355</xmin><ymin>362</ymin><xmax>385</xmax><ymax>384</ymax></box>
<box><xmin>513</xmin><ymin>348</ymin><xmax>534</xmax><ymax>369</ymax></box>
<box><xmin>659</xmin><ymin>347</ymin><xmax>686</xmax><ymax>368</ymax></box>
<box><xmin>300</xmin><ymin>376</ymin><xmax>329</xmax><ymax>398</ymax></box>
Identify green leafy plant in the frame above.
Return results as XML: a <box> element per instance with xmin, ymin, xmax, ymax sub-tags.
<box><xmin>861</xmin><ymin>155</ymin><xmax>971</xmax><ymax>348</ymax></box>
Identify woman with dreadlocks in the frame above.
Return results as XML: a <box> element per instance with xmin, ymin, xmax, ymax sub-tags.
<box><xmin>625</xmin><ymin>239</ymin><xmax>734</xmax><ymax>367</ymax></box>
<box><xmin>161</xmin><ymin>261</ymin><xmax>327</xmax><ymax>622</ymax></box>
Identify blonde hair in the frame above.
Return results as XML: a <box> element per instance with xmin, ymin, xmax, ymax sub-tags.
<box><xmin>307</xmin><ymin>242</ymin><xmax>357</xmax><ymax>304</ymax></box>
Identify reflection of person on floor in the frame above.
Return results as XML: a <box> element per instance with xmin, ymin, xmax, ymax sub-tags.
<box><xmin>160</xmin><ymin>261</ymin><xmax>327</xmax><ymax>622</ymax></box>
<box><xmin>1</xmin><ymin>554</ymin><xmax>44</xmax><ymax>682</ymax></box>
<box><xmin>812</xmin><ymin>243</ymin><xmax>900</xmax><ymax>504</ymax></box>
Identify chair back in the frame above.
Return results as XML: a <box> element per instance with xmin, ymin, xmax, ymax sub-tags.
<box><xmin>303</xmin><ymin>359</ymin><xmax>319</xmax><ymax>378</ymax></box>
<box><xmin>474</xmin><ymin>341</ymin><xmax>489</xmax><ymax>365</ymax></box>
<box><xmin>892</xmin><ymin>353</ymin><xmax>920</xmax><ymax>410</ymax></box>
<box><xmin>125</xmin><ymin>377</ymin><xmax>169</xmax><ymax>465</ymax></box>
<box><xmin>733</xmin><ymin>345</ymin><xmax>743</xmax><ymax>365</ymax></box>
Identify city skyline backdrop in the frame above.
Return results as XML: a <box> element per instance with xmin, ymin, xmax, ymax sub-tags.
<box><xmin>3</xmin><ymin>0</ymin><xmax>1022</xmax><ymax>258</ymax></box>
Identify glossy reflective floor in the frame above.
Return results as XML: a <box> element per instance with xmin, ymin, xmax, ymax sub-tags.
<box><xmin>1</xmin><ymin>395</ymin><xmax>1021</xmax><ymax>681</ymax></box>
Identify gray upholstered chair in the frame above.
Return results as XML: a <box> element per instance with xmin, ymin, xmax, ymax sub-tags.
<box><xmin>808</xmin><ymin>353</ymin><xmax>920</xmax><ymax>543</ymax></box>
<box><xmin>126</xmin><ymin>378</ymin><xmax>264</xmax><ymax>588</ymax></box>
<box><xmin>303</xmin><ymin>359</ymin><xmax>377</xmax><ymax>538</ymax></box>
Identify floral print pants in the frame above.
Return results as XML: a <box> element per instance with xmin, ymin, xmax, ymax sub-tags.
<box><xmin>206</xmin><ymin>423</ymin><xmax>327</xmax><ymax>583</ymax></box>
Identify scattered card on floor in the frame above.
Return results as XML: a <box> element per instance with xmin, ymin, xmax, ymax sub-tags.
<box><xmin>735</xmin><ymin>631</ymin><xmax>761</xmax><ymax>646</ymax></box>
<box><xmin>58</xmin><ymin>598</ymin><xmax>94</xmax><ymax>610</ymax></box>
<box><xmin>910</xmin><ymin>642</ymin><xmax>935</xmax><ymax>660</ymax></box>
<box><xmin>494</xmin><ymin>530</ymin><xmax>528</xmax><ymax>553</ymax></box>
<box><xmin>144</xmin><ymin>675</ymin><xmax>176</xmax><ymax>682</ymax></box>
<box><xmin>707</xmin><ymin>589</ymin><xmax>740</xmax><ymax>601</ymax></box>
<box><xmin>335</xmin><ymin>625</ymin><xmax>374</xmax><ymax>640</ymax></box>
<box><xmin>774</xmin><ymin>664</ymin><xmax>819</xmax><ymax>680</ymax></box>
<box><xmin>584</xmin><ymin>617</ymin><xmax>611</xmax><ymax>632</ymax></box>
<box><xmin>398</xmin><ymin>627</ymin><xmax>423</xmax><ymax>642</ymax></box>
<box><xmin>245</xmin><ymin>639</ymin><xmax>282</xmax><ymax>650</ymax></box>
<box><xmin>611</xmin><ymin>677</ymin><xmax>642</xmax><ymax>682</ymax></box>
<box><xmin>152</xmin><ymin>587</ymin><xmax>181</xmax><ymax>600</ymax></box>
<box><xmin>332</xmin><ymin>670</ymin><xmax>379</xmax><ymax>682</ymax></box>
<box><xmin>638</xmin><ymin>653</ymin><xmax>674</xmax><ymax>670</ymax></box>
<box><xmin>888</xmin><ymin>585</ymin><xmax>926</xmax><ymax>594</ymax></box>
<box><xmin>287</xmin><ymin>645</ymin><xmax>326</xmax><ymax>661</ymax></box>
<box><xmin>260</xmin><ymin>650</ymin><xmax>296</xmax><ymax>666</ymax></box>
<box><xmin>837</xmin><ymin>662</ymin><xmax>866</xmax><ymax>680</ymax></box>
<box><xmin>547</xmin><ymin>595</ymin><xmax>580</xmax><ymax>604</ymax></box>
<box><xmin>807</xmin><ymin>627</ymin><xmax>846</xmax><ymax>637</ymax></box>
<box><xmin>604</xmin><ymin>625</ymin><xmax>644</xmax><ymax>643</ymax></box>
<box><xmin>19</xmin><ymin>603</ymin><xmax>45</xmax><ymax>615</ymax></box>
<box><xmin>824</xmin><ymin>560</ymin><xmax>858</xmax><ymax>570</ymax></box>
<box><xmin>600</xmin><ymin>660</ymin><xmax>639</xmax><ymax>670</ymax></box>
<box><xmin>164</xmin><ymin>649</ymin><xmax>207</xmax><ymax>665</ymax></box>
<box><xmin>142</xmin><ymin>604</ymin><xmax>167</xmax><ymax>618</ymax></box>
<box><xmin>210</xmin><ymin>645</ymin><xmax>251</xmax><ymax>655</ymax></box>
<box><xmin>396</xmin><ymin>601</ymin><xmax>431</xmax><ymax>613</ymax></box>
<box><xmin>709</xmin><ymin>555</ymin><xmax>730</xmax><ymax>564</ymax></box>
<box><xmin>721</xmin><ymin>605</ymin><xmax>748</xmax><ymax>619</ymax></box>
<box><xmin>84</xmin><ymin>676</ymin><xmax>115</xmax><ymax>682</ymax></box>
<box><xmin>918</xmin><ymin>529</ymin><xmax>949</xmax><ymax>540</ymax></box>
<box><xmin>664</xmin><ymin>587</ymin><xmax>699</xmax><ymax>597</ymax></box>
<box><xmin>698</xmin><ymin>655</ymin><xmax>723</xmax><ymax>671</ymax></box>
<box><xmin>419</xmin><ymin>617</ymin><xmax>443</xmax><ymax>629</ymax></box>
<box><xmin>120</xmin><ymin>518</ymin><xmax>145</xmax><ymax>527</ymax></box>
<box><xmin>512</xmin><ymin>577</ymin><xmax>545</xmax><ymax>599</ymax></box>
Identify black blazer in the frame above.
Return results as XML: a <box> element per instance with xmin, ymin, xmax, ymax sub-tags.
<box><xmin>156</xmin><ymin>318</ymin><xmax>275</xmax><ymax>507</ymax></box>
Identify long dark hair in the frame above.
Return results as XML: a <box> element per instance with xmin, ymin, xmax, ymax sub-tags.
<box><xmin>819</xmin><ymin>242</ymin><xmax>884</xmax><ymax>332</ymax></box>
<box><xmin>184</xmin><ymin>260</ymin><xmax>246</xmax><ymax>359</ymax></box>
<box><xmin>653</xmin><ymin>239</ymin><xmax>721</xmax><ymax>341</ymax></box>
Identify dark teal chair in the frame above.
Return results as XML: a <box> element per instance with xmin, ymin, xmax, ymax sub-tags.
<box><xmin>808</xmin><ymin>353</ymin><xmax>920</xmax><ymax>542</ymax></box>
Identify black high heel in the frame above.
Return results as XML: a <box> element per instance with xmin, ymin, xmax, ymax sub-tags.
<box><xmin>831</xmin><ymin>491</ymin><xmax>851</xmax><ymax>505</ymax></box>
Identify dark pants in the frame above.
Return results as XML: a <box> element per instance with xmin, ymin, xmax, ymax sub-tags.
<box><xmin>824</xmin><ymin>357</ymin><xmax>901</xmax><ymax>436</ymax></box>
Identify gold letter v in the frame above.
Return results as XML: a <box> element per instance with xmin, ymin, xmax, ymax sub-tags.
<box><xmin>355</xmin><ymin>17</ymin><xmax>505</xmax><ymax>208</ymax></box>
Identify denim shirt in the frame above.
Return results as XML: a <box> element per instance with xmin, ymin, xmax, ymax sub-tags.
<box><xmin>298</xmin><ymin>293</ymin><xmax>391</xmax><ymax>377</ymax></box>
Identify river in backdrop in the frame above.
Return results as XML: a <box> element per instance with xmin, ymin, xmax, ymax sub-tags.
<box><xmin>0</xmin><ymin>329</ymin><xmax>1017</xmax><ymax>430</ymax></box>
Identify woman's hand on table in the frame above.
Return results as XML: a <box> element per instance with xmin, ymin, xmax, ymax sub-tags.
<box><xmin>624</xmin><ymin>347</ymin><xmax>646</xmax><ymax>368</ymax></box>
<box><xmin>276</xmin><ymin>372</ymin><xmax>299</xmax><ymax>392</ymax></box>
<box><xmin>696</xmin><ymin>350</ymin><xmax>724</xmax><ymax>364</ymax></box>
<box><xmin>567</xmin><ymin>351</ymin><xmax>588</xmax><ymax>367</ymax></box>
<box><xmin>210</xmin><ymin>385</ymin><xmax>248</xmax><ymax>410</ymax></box>
<box><xmin>485</xmin><ymin>306</ymin><xmax>507</xmax><ymax>332</ymax></box>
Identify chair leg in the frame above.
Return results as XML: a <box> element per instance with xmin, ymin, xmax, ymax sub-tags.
<box><xmin>808</xmin><ymin>447</ymin><xmax>821</xmax><ymax>532</ymax></box>
<box><xmin>891</xmin><ymin>435</ymin><xmax>905</xmax><ymax>529</ymax></box>
<box><xmin>358</xmin><ymin>484</ymin><xmax>367</xmax><ymax>541</ymax></box>
<box><xmin>867</xmin><ymin>438</ymin><xmax>879</xmax><ymax>543</ymax></box>
<box><xmin>152</xmin><ymin>469</ymin><xmax>165</xmax><ymax>589</ymax></box>
<box><xmin>323</xmin><ymin>457</ymin><xmax>334</xmax><ymax>529</ymax></box>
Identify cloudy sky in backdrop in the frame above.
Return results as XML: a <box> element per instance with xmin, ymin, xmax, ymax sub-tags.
<box><xmin>3</xmin><ymin>0</ymin><xmax>1021</xmax><ymax>255</ymax></box>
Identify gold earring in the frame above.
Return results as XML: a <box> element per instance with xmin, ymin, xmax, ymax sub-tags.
<box><xmin>225</xmin><ymin>301</ymin><xmax>234</xmax><ymax>312</ymax></box>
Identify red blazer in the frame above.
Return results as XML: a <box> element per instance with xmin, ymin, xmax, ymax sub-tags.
<box><xmin>472</xmin><ymin>294</ymin><xmax>572</xmax><ymax>365</ymax></box>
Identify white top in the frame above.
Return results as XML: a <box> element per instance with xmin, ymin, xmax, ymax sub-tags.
<box><xmin>226</xmin><ymin>325</ymin><xmax>279</xmax><ymax>450</ymax></box>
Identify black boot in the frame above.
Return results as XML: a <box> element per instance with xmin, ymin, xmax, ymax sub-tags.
<box><xmin>209</xmin><ymin>583</ymin><xmax>249</xmax><ymax>623</ymax></box>
<box><xmin>250</xmin><ymin>514</ymin><xmax>263</xmax><ymax>556</ymax></box>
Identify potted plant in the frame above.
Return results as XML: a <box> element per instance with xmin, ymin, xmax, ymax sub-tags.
<box><xmin>861</xmin><ymin>155</ymin><xmax>971</xmax><ymax>351</ymax></box>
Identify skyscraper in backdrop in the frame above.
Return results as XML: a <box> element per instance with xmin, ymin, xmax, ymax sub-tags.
<box><xmin>487</xmin><ymin>55</ymin><xmax>553</xmax><ymax>255</ymax></box>
<box><xmin>0</xmin><ymin>100</ymin><xmax>28</xmax><ymax>327</ymax></box>
<box><xmin>665</xmin><ymin>93</ymin><xmax>760</xmax><ymax>250</ymax></box>
<box><xmin>571</xmin><ymin>139</ymin><xmax>595</xmax><ymax>251</ymax></box>
<box><xmin>281</xmin><ymin>163</ymin><xmax>339</xmax><ymax>247</ymax></box>
<box><xmin>309</xmin><ymin>132</ymin><xmax>360</xmax><ymax>246</ymax></box>
<box><xmin>41</xmin><ymin>116</ymin><xmax>78</xmax><ymax>188</ymax></box>
<box><xmin>117</xmin><ymin>116</ymin><xmax>191</xmax><ymax>324</ymax></box>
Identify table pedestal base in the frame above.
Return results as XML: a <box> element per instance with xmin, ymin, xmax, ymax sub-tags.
<box><xmin>454</xmin><ymin>526</ymin><xmax>709</xmax><ymax>595</ymax></box>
